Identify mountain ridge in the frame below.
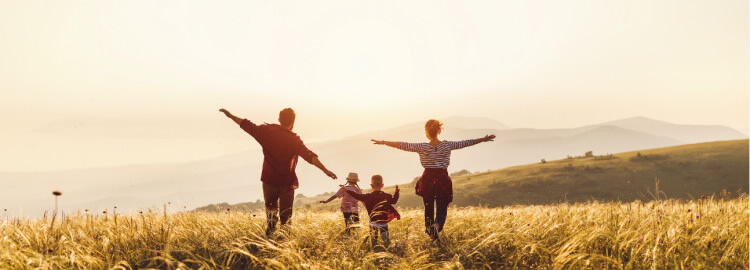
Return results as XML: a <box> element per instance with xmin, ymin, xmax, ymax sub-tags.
<box><xmin>1</xmin><ymin>116</ymin><xmax>746</xmax><ymax>217</ymax></box>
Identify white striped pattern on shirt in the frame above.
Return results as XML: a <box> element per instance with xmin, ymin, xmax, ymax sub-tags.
<box><xmin>395</xmin><ymin>140</ymin><xmax>476</xmax><ymax>168</ymax></box>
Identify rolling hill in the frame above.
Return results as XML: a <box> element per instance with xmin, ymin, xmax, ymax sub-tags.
<box><xmin>198</xmin><ymin>139</ymin><xmax>749</xmax><ymax>212</ymax></box>
<box><xmin>2</xmin><ymin>116</ymin><xmax>746</xmax><ymax>217</ymax></box>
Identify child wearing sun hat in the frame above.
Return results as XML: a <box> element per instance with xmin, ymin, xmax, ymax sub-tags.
<box><xmin>320</xmin><ymin>172</ymin><xmax>363</xmax><ymax>234</ymax></box>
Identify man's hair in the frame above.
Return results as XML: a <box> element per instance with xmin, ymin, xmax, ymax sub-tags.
<box><xmin>279</xmin><ymin>108</ymin><xmax>296</xmax><ymax>128</ymax></box>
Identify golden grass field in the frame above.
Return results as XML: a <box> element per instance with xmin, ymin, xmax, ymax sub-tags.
<box><xmin>1</xmin><ymin>197</ymin><xmax>747</xmax><ymax>269</ymax></box>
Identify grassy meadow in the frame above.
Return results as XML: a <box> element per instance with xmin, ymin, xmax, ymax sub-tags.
<box><xmin>1</xmin><ymin>197</ymin><xmax>748</xmax><ymax>269</ymax></box>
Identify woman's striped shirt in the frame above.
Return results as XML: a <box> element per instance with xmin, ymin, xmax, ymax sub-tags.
<box><xmin>394</xmin><ymin>140</ymin><xmax>476</xmax><ymax>168</ymax></box>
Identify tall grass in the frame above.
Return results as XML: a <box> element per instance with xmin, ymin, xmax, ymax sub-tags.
<box><xmin>1</xmin><ymin>197</ymin><xmax>747</xmax><ymax>269</ymax></box>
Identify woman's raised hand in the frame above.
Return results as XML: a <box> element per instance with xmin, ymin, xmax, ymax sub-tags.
<box><xmin>483</xmin><ymin>134</ymin><xmax>496</xmax><ymax>142</ymax></box>
<box><xmin>371</xmin><ymin>139</ymin><xmax>386</xmax><ymax>145</ymax></box>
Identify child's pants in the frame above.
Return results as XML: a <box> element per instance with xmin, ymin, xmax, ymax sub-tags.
<box><xmin>369</xmin><ymin>223</ymin><xmax>390</xmax><ymax>246</ymax></box>
<box><xmin>343</xmin><ymin>212</ymin><xmax>360</xmax><ymax>233</ymax></box>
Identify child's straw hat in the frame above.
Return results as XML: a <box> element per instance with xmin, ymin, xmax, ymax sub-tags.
<box><xmin>346</xmin><ymin>172</ymin><xmax>360</xmax><ymax>182</ymax></box>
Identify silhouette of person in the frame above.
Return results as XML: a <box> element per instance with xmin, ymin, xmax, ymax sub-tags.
<box><xmin>220</xmin><ymin>108</ymin><xmax>337</xmax><ymax>236</ymax></box>
<box><xmin>372</xmin><ymin>119</ymin><xmax>495</xmax><ymax>241</ymax></box>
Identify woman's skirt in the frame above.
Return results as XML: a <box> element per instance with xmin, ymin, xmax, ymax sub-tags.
<box><xmin>416</xmin><ymin>168</ymin><xmax>453</xmax><ymax>202</ymax></box>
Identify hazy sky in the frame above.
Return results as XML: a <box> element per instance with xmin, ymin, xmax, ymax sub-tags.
<box><xmin>0</xmin><ymin>0</ymin><xmax>747</xmax><ymax>171</ymax></box>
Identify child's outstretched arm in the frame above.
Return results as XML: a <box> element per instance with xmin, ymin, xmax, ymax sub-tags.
<box><xmin>389</xmin><ymin>185</ymin><xmax>400</xmax><ymax>204</ymax></box>
<box><xmin>345</xmin><ymin>190</ymin><xmax>367</xmax><ymax>201</ymax></box>
<box><xmin>319</xmin><ymin>194</ymin><xmax>338</xmax><ymax>204</ymax></box>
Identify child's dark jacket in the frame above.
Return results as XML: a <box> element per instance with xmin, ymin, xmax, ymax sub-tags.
<box><xmin>345</xmin><ymin>189</ymin><xmax>400</xmax><ymax>223</ymax></box>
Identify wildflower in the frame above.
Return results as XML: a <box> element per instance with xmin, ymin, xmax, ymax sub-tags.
<box><xmin>687</xmin><ymin>209</ymin><xmax>691</xmax><ymax>212</ymax></box>
<box><xmin>52</xmin><ymin>191</ymin><xmax>62</xmax><ymax>196</ymax></box>
<box><xmin>701</xmin><ymin>195</ymin><xmax>706</xmax><ymax>199</ymax></box>
<box><xmin>696</xmin><ymin>215</ymin><xmax>700</xmax><ymax>219</ymax></box>
<box><xmin>527</xmin><ymin>223</ymin><xmax>530</xmax><ymax>226</ymax></box>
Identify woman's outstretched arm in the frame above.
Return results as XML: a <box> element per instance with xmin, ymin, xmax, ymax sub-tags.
<box><xmin>371</xmin><ymin>139</ymin><xmax>420</xmax><ymax>152</ymax></box>
<box><xmin>448</xmin><ymin>134</ymin><xmax>497</xmax><ymax>150</ymax></box>
<box><xmin>472</xmin><ymin>134</ymin><xmax>496</xmax><ymax>144</ymax></box>
<box><xmin>371</xmin><ymin>140</ymin><xmax>400</xmax><ymax>148</ymax></box>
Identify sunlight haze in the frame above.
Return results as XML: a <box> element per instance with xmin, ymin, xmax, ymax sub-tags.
<box><xmin>0</xmin><ymin>0</ymin><xmax>747</xmax><ymax>171</ymax></box>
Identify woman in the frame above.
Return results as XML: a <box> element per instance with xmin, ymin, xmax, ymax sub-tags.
<box><xmin>371</xmin><ymin>119</ymin><xmax>495</xmax><ymax>240</ymax></box>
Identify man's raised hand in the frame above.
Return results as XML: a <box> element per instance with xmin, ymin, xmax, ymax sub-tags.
<box><xmin>219</xmin><ymin>108</ymin><xmax>232</xmax><ymax>117</ymax></box>
<box><xmin>325</xmin><ymin>170</ymin><xmax>338</xmax><ymax>180</ymax></box>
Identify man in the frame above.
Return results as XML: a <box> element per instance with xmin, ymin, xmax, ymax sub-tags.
<box><xmin>220</xmin><ymin>108</ymin><xmax>337</xmax><ymax>236</ymax></box>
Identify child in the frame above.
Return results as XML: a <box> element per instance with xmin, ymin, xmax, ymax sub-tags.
<box><xmin>319</xmin><ymin>172</ymin><xmax>363</xmax><ymax>234</ymax></box>
<box><xmin>346</xmin><ymin>175</ymin><xmax>400</xmax><ymax>246</ymax></box>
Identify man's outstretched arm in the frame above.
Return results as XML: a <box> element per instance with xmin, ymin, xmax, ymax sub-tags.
<box><xmin>219</xmin><ymin>108</ymin><xmax>243</xmax><ymax>125</ymax></box>
<box><xmin>311</xmin><ymin>156</ymin><xmax>337</xmax><ymax>180</ymax></box>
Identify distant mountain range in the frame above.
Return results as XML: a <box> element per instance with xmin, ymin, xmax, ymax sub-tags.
<box><xmin>1</xmin><ymin>116</ymin><xmax>746</xmax><ymax>217</ymax></box>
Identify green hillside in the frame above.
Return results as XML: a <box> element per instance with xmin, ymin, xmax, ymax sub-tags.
<box><xmin>198</xmin><ymin>139</ymin><xmax>748</xmax><ymax>212</ymax></box>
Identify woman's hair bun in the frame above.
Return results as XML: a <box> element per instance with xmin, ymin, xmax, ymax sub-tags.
<box><xmin>425</xmin><ymin>119</ymin><xmax>443</xmax><ymax>138</ymax></box>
